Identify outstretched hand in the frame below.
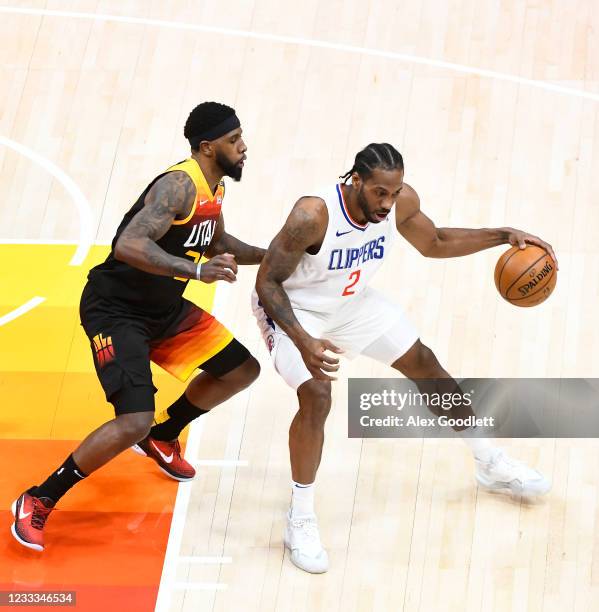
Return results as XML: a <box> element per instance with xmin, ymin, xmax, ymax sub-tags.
<box><xmin>505</xmin><ymin>229</ymin><xmax>559</xmax><ymax>270</ymax></box>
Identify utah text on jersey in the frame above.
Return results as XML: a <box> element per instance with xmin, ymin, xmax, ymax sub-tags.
<box><xmin>184</xmin><ymin>219</ymin><xmax>216</xmax><ymax>248</ymax></box>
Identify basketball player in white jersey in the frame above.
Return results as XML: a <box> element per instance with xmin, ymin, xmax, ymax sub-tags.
<box><xmin>253</xmin><ymin>143</ymin><xmax>557</xmax><ymax>574</ymax></box>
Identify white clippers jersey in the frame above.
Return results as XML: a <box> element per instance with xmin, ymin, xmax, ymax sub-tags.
<box><xmin>282</xmin><ymin>184</ymin><xmax>395</xmax><ymax>313</ymax></box>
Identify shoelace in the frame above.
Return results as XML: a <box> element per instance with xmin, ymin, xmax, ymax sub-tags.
<box><xmin>171</xmin><ymin>439</ymin><xmax>182</xmax><ymax>459</ymax></box>
<box><xmin>491</xmin><ymin>452</ymin><xmax>536</xmax><ymax>481</ymax></box>
<box><xmin>291</xmin><ymin>518</ymin><xmax>319</xmax><ymax>539</ymax></box>
<box><xmin>31</xmin><ymin>499</ymin><xmax>53</xmax><ymax>530</ymax></box>
<box><xmin>161</xmin><ymin>439</ymin><xmax>195</xmax><ymax>474</ymax></box>
<box><xmin>495</xmin><ymin>452</ymin><xmax>526</xmax><ymax>469</ymax></box>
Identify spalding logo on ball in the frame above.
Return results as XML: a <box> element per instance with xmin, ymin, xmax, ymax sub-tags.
<box><xmin>494</xmin><ymin>245</ymin><xmax>557</xmax><ymax>307</ymax></box>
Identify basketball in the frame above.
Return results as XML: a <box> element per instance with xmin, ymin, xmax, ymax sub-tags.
<box><xmin>494</xmin><ymin>245</ymin><xmax>557</xmax><ymax>307</ymax></box>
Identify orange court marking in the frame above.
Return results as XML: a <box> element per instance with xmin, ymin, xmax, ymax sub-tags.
<box><xmin>0</xmin><ymin>244</ymin><xmax>216</xmax><ymax>609</ymax></box>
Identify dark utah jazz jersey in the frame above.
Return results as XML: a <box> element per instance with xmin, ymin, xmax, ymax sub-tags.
<box><xmin>88</xmin><ymin>158</ymin><xmax>223</xmax><ymax>314</ymax></box>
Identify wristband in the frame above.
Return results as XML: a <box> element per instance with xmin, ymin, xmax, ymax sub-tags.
<box><xmin>196</xmin><ymin>263</ymin><xmax>202</xmax><ymax>280</ymax></box>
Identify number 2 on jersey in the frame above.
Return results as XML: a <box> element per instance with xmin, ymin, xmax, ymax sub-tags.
<box><xmin>342</xmin><ymin>269</ymin><xmax>361</xmax><ymax>296</ymax></box>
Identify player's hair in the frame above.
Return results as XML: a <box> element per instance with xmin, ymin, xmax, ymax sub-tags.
<box><xmin>340</xmin><ymin>143</ymin><xmax>404</xmax><ymax>182</ymax></box>
<box><xmin>184</xmin><ymin>102</ymin><xmax>237</xmax><ymax>151</ymax></box>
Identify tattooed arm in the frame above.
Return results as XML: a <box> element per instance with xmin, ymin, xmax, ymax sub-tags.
<box><xmin>205</xmin><ymin>212</ymin><xmax>266</xmax><ymax>264</ymax></box>
<box><xmin>114</xmin><ymin>172</ymin><xmax>237</xmax><ymax>283</ymax></box>
<box><xmin>256</xmin><ymin>197</ymin><xmax>343</xmax><ymax>380</ymax></box>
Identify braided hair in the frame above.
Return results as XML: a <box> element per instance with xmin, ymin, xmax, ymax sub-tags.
<box><xmin>340</xmin><ymin>143</ymin><xmax>404</xmax><ymax>183</ymax></box>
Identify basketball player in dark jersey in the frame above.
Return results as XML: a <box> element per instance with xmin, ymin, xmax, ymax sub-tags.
<box><xmin>11</xmin><ymin>102</ymin><xmax>265</xmax><ymax>551</ymax></box>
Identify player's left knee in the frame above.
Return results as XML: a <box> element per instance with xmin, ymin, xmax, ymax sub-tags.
<box><xmin>394</xmin><ymin>340</ymin><xmax>441</xmax><ymax>379</ymax></box>
<box><xmin>221</xmin><ymin>356</ymin><xmax>261</xmax><ymax>389</ymax></box>
<box><xmin>415</xmin><ymin>343</ymin><xmax>438</xmax><ymax>374</ymax></box>
<box><xmin>116</xmin><ymin>411</ymin><xmax>154</xmax><ymax>443</ymax></box>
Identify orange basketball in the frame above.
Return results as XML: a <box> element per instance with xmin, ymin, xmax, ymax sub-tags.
<box><xmin>494</xmin><ymin>245</ymin><xmax>557</xmax><ymax>307</ymax></box>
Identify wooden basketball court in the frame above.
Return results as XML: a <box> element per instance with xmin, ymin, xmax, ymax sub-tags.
<box><xmin>1</xmin><ymin>2</ymin><xmax>598</xmax><ymax>610</ymax></box>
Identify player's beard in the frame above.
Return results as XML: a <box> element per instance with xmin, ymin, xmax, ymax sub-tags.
<box><xmin>216</xmin><ymin>150</ymin><xmax>243</xmax><ymax>182</ymax></box>
<box><xmin>356</xmin><ymin>185</ymin><xmax>375</xmax><ymax>223</ymax></box>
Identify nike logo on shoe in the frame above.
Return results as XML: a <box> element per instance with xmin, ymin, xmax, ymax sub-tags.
<box><xmin>18</xmin><ymin>504</ymin><xmax>31</xmax><ymax>520</ymax></box>
<box><xmin>336</xmin><ymin>230</ymin><xmax>352</xmax><ymax>237</ymax></box>
<box><xmin>151</xmin><ymin>440</ymin><xmax>174</xmax><ymax>464</ymax></box>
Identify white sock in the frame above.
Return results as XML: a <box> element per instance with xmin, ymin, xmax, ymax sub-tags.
<box><xmin>291</xmin><ymin>481</ymin><xmax>315</xmax><ymax>518</ymax></box>
<box><xmin>460</xmin><ymin>434</ymin><xmax>495</xmax><ymax>462</ymax></box>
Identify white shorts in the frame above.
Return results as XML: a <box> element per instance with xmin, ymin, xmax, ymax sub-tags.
<box><xmin>252</xmin><ymin>287</ymin><xmax>419</xmax><ymax>390</ymax></box>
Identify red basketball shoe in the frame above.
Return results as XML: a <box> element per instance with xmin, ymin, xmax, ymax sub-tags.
<box><xmin>132</xmin><ymin>436</ymin><xmax>196</xmax><ymax>481</ymax></box>
<box><xmin>11</xmin><ymin>489</ymin><xmax>55</xmax><ymax>552</ymax></box>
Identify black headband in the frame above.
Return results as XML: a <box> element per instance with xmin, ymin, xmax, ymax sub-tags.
<box><xmin>188</xmin><ymin>114</ymin><xmax>241</xmax><ymax>148</ymax></box>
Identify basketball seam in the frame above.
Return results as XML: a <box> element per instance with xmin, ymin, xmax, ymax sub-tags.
<box><xmin>504</xmin><ymin>253</ymin><xmax>554</xmax><ymax>299</ymax></box>
<box><xmin>497</xmin><ymin>247</ymin><xmax>521</xmax><ymax>292</ymax></box>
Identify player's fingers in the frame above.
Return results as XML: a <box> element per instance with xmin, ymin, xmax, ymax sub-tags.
<box><xmin>306</xmin><ymin>357</ymin><xmax>338</xmax><ymax>378</ymax></box>
<box><xmin>321</xmin><ymin>353</ymin><xmax>340</xmax><ymax>365</ymax></box>
<box><xmin>314</xmin><ymin>369</ymin><xmax>337</xmax><ymax>381</ymax></box>
<box><xmin>321</xmin><ymin>339</ymin><xmax>344</xmax><ymax>354</ymax></box>
<box><xmin>221</xmin><ymin>253</ymin><xmax>238</xmax><ymax>273</ymax></box>
<box><xmin>526</xmin><ymin>238</ymin><xmax>559</xmax><ymax>270</ymax></box>
<box><xmin>219</xmin><ymin>270</ymin><xmax>236</xmax><ymax>283</ymax></box>
<box><xmin>319</xmin><ymin>361</ymin><xmax>340</xmax><ymax>372</ymax></box>
<box><xmin>306</xmin><ymin>364</ymin><xmax>328</xmax><ymax>380</ymax></box>
<box><xmin>524</xmin><ymin>236</ymin><xmax>544</xmax><ymax>248</ymax></box>
<box><xmin>220</xmin><ymin>265</ymin><xmax>237</xmax><ymax>279</ymax></box>
<box><xmin>217</xmin><ymin>254</ymin><xmax>238</xmax><ymax>274</ymax></box>
<box><xmin>540</xmin><ymin>244</ymin><xmax>559</xmax><ymax>270</ymax></box>
<box><xmin>223</xmin><ymin>256</ymin><xmax>239</xmax><ymax>274</ymax></box>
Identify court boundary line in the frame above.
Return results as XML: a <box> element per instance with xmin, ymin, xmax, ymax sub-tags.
<box><xmin>0</xmin><ymin>136</ymin><xmax>93</xmax><ymax>265</ymax></box>
<box><xmin>0</xmin><ymin>241</ymin><xmax>109</xmax><ymax>326</ymax></box>
<box><xmin>0</xmin><ymin>296</ymin><xmax>46</xmax><ymax>327</ymax></box>
<box><xmin>153</xmin><ymin>281</ymin><xmax>242</xmax><ymax>609</ymax></box>
<box><xmin>0</xmin><ymin>131</ymin><xmax>94</xmax><ymax>325</ymax></box>
<box><xmin>1</xmin><ymin>6</ymin><xmax>599</xmax><ymax>102</ymax></box>
<box><xmin>154</xmin><ymin>419</ymin><xmax>206</xmax><ymax>611</ymax></box>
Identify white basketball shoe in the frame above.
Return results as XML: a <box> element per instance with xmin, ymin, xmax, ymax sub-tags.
<box><xmin>475</xmin><ymin>448</ymin><xmax>551</xmax><ymax>496</ymax></box>
<box><xmin>284</xmin><ymin>510</ymin><xmax>329</xmax><ymax>573</ymax></box>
